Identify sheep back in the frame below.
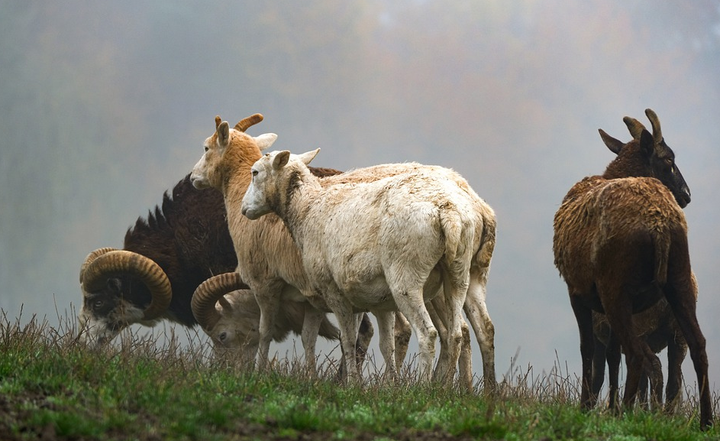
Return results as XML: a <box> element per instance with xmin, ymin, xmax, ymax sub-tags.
<box><xmin>553</xmin><ymin>175</ymin><xmax>687</xmax><ymax>296</ymax></box>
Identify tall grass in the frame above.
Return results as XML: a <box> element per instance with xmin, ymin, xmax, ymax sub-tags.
<box><xmin>0</xmin><ymin>310</ymin><xmax>717</xmax><ymax>440</ymax></box>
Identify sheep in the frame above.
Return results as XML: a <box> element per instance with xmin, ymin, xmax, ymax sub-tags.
<box><xmin>552</xmin><ymin>109</ymin><xmax>711</xmax><ymax>429</ymax></box>
<box><xmin>589</xmin><ymin>113</ymin><xmax>692</xmax><ymax>413</ymax></box>
<box><xmin>240</xmin><ymin>148</ymin><xmax>496</xmax><ymax>385</ymax></box>
<box><xmin>191</xmin><ymin>115</ymin><xmax>489</xmax><ymax>386</ymax></box>
<box><xmin>77</xmin><ymin>147</ymin><xmax>378</xmax><ymax>368</ymax></box>
<box><xmin>191</xmin><ymin>271</ymin><xmax>409</xmax><ymax>375</ymax></box>
<box><xmin>78</xmin><ymin>174</ymin><xmax>239</xmax><ymax>346</ymax></box>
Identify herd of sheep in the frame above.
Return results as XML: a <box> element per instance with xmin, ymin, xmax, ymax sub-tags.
<box><xmin>77</xmin><ymin>109</ymin><xmax>712</xmax><ymax>429</ymax></box>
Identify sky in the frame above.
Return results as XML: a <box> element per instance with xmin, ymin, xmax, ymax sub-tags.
<box><xmin>1</xmin><ymin>0</ymin><xmax>720</xmax><ymax>399</ymax></box>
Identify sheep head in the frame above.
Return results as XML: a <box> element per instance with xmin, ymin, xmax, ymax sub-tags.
<box><xmin>78</xmin><ymin>248</ymin><xmax>172</xmax><ymax>347</ymax></box>
<box><xmin>190</xmin><ymin>113</ymin><xmax>278</xmax><ymax>191</ymax></box>
<box><xmin>241</xmin><ymin>149</ymin><xmax>320</xmax><ymax>220</ymax></box>
<box><xmin>598</xmin><ymin>109</ymin><xmax>690</xmax><ymax>208</ymax></box>
<box><xmin>190</xmin><ymin>272</ymin><xmax>259</xmax><ymax>360</ymax></box>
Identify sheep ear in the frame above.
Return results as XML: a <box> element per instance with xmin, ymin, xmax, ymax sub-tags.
<box><xmin>214</xmin><ymin>115</ymin><xmax>222</xmax><ymax>130</ymax></box>
<box><xmin>298</xmin><ymin>148</ymin><xmax>320</xmax><ymax>165</ymax></box>
<box><xmin>217</xmin><ymin>121</ymin><xmax>231</xmax><ymax>148</ymax></box>
<box><xmin>598</xmin><ymin>129</ymin><xmax>624</xmax><ymax>155</ymax></box>
<box><xmin>639</xmin><ymin>129</ymin><xmax>654</xmax><ymax>156</ymax></box>
<box><xmin>254</xmin><ymin>133</ymin><xmax>278</xmax><ymax>151</ymax></box>
<box><xmin>272</xmin><ymin>150</ymin><xmax>291</xmax><ymax>170</ymax></box>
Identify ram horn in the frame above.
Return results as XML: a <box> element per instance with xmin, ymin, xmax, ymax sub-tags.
<box><xmin>192</xmin><ymin>272</ymin><xmax>249</xmax><ymax>331</ymax></box>
<box><xmin>622</xmin><ymin>116</ymin><xmax>647</xmax><ymax>141</ymax></box>
<box><xmin>645</xmin><ymin>108</ymin><xmax>663</xmax><ymax>144</ymax></box>
<box><xmin>80</xmin><ymin>250</ymin><xmax>172</xmax><ymax>320</ymax></box>
<box><xmin>79</xmin><ymin>247</ymin><xmax>117</xmax><ymax>283</ymax></box>
<box><xmin>234</xmin><ymin>113</ymin><xmax>264</xmax><ymax>133</ymax></box>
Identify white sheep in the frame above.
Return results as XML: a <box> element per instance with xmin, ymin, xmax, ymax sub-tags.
<box><xmin>241</xmin><ymin>149</ymin><xmax>496</xmax><ymax>384</ymax></box>
<box><xmin>190</xmin><ymin>115</ymin><xmax>413</xmax><ymax>376</ymax></box>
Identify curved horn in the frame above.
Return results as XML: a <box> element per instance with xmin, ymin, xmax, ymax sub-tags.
<box><xmin>191</xmin><ymin>272</ymin><xmax>249</xmax><ymax>331</ymax></box>
<box><xmin>645</xmin><ymin>108</ymin><xmax>663</xmax><ymax>144</ymax></box>
<box><xmin>79</xmin><ymin>247</ymin><xmax>117</xmax><ymax>283</ymax></box>
<box><xmin>234</xmin><ymin>113</ymin><xmax>264</xmax><ymax>132</ymax></box>
<box><xmin>81</xmin><ymin>250</ymin><xmax>172</xmax><ymax>320</ymax></box>
<box><xmin>622</xmin><ymin>116</ymin><xmax>647</xmax><ymax>141</ymax></box>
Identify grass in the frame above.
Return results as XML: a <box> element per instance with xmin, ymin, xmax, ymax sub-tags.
<box><xmin>0</xmin><ymin>312</ymin><xmax>718</xmax><ymax>440</ymax></box>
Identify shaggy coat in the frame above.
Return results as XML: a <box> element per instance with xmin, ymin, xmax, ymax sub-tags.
<box><xmin>552</xmin><ymin>110</ymin><xmax>711</xmax><ymax>429</ymax></box>
<box><xmin>241</xmin><ymin>149</ymin><xmax>496</xmax><ymax>384</ymax></box>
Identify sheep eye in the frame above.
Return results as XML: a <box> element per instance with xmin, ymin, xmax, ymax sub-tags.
<box><xmin>93</xmin><ymin>300</ymin><xmax>104</xmax><ymax>310</ymax></box>
<box><xmin>218</xmin><ymin>331</ymin><xmax>227</xmax><ymax>341</ymax></box>
<box><xmin>204</xmin><ymin>146</ymin><xmax>209</xmax><ymax>152</ymax></box>
<box><xmin>252</xmin><ymin>170</ymin><xmax>258</xmax><ymax>177</ymax></box>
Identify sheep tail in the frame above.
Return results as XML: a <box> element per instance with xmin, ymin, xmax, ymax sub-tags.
<box><xmin>653</xmin><ymin>230</ymin><xmax>671</xmax><ymax>285</ymax></box>
<box><xmin>439</xmin><ymin>209</ymin><xmax>462</xmax><ymax>264</ymax></box>
<box><xmin>475</xmin><ymin>213</ymin><xmax>496</xmax><ymax>274</ymax></box>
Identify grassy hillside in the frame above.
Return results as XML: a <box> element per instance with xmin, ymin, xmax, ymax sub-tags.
<box><xmin>0</xmin><ymin>313</ymin><xmax>716</xmax><ymax>440</ymax></box>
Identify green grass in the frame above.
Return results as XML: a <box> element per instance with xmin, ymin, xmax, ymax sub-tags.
<box><xmin>0</xmin><ymin>313</ymin><xmax>717</xmax><ymax>440</ymax></box>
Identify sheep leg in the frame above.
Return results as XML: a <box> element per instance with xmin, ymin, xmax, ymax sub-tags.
<box><xmin>328</xmin><ymin>297</ymin><xmax>363</xmax><ymax>383</ymax></box>
<box><xmin>591</xmin><ymin>332</ymin><xmax>607</xmax><ymax>404</ymax></box>
<box><xmin>434</xmin><ymin>277</ymin><xmax>468</xmax><ymax>387</ymax></box>
<box><xmin>664</xmin><ymin>285</ymin><xmax>712</xmax><ymax>429</ymax></box>
<box><xmin>458</xmin><ymin>320</ymin><xmax>473</xmax><ymax>391</ymax></box>
<box><xmin>645</xmin><ymin>361</ymin><xmax>663</xmax><ymax>411</ymax></box>
<box><xmin>301</xmin><ymin>303</ymin><xmax>324</xmax><ymax>375</ymax></box>
<box><xmin>254</xmin><ymin>287</ymin><xmax>282</xmax><ymax>371</ymax></box>
<box><xmin>393</xmin><ymin>311</ymin><xmax>411</xmax><ymax>373</ymax></box>
<box><xmin>356</xmin><ymin>313</ymin><xmax>375</xmax><ymax>372</ymax></box>
<box><xmin>393</xmin><ymin>289</ymin><xmax>437</xmax><ymax>382</ymax></box>
<box><xmin>373</xmin><ymin>309</ymin><xmax>397</xmax><ymax>380</ymax></box>
<box><xmin>664</xmin><ymin>335</ymin><xmax>686</xmax><ymax>414</ymax></box>
<box><xmin>463</xmin><ymin>271</ymin><xmax>496</xmax><ymax>391</ymax></box>
<box><xmin>600</xmin><ymin>296</ymin><xmax>658</xmax><ymax>412</ymax></box>
<box><xmin>570</xmin><ymin>294</ymin><xmax>597</xmax><ymax>410</ymax></box>
<box><xmin>605</xmin><ymin>330</ymin><xmax>621</xmax><ymax>412</ymax></box>
<box><xmin>427</xmin><ymin>298</ymin><xmax>450</xmax><ymax>384</ymax></box>
<box><xmin>429</xmin><ymin>296</ymin><xmax>473</xmax><ymax>390</ymax></box>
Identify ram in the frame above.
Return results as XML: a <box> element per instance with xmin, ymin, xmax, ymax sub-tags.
<box><xmin>589</xmin><ymin>113</ymin><xmax>692</xmax><ymax>413</ymax></box>
<box><xmin>552</xmin><ymin>109</ymin><xmax>711</xmax><ymax>429</ymax></box>
<box><xmin>240</xmin><ymin>148</ymin><xmax>496</xmax><ymax>385</ymax></box>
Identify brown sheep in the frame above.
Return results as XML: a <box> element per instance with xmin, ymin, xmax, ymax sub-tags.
<box><xmin>590</xmin><ymin>113</ymin><xmax>693</xmax><ymax>413</ymax></box>
<box><xmin>553</xmin><ymin>109</ymin><xmax>711</xmax><ymax>429</ymax></box>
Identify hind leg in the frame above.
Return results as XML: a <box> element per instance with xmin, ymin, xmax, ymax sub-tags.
<box><xmin>664</xmin><ymin>278</ymin><xmax>711</xmax><ymax>428</ymax></box>
<box><xmin>463</xmin><ymin>270</ymin><xmax>496</xmax><ymax>390</ymax></box>
<box><xmin>570</xmin><ymin>293</ymin><xmax>597</xmax><ymax>409</ymax></box>
<box><xmin>394</xmin><ymin>311</ymin><xmax>411</xmax><ymax>373</ymax></box>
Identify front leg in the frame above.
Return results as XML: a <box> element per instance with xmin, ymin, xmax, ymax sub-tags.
<box><xmin>254</xmin><ymin>286</ymin><xmax>282</xmax><ymax>371</ymax></box>
<box><xmin>301</xmin><ymin>303</ymin><xmax>324</xmax><ymax>376</ymax></box>
<box><xmin>327</xmin><ymin>296</ymin><xmax>362</xmax><ymax>384</ymax></box>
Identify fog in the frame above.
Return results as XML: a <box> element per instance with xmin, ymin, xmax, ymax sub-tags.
<box><xmin>2</xmin><ymin>1</ymin><xmax>719</xmax><ymax>393</ymax></box>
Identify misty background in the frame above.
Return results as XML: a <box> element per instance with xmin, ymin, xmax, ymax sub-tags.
<box><xmin>2</xmin><ymin>1</ymin><xmax>719</xmax><ymax>394</ymax></box>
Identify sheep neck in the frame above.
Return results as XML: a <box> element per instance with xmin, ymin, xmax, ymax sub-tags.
<box><xmin>220</xmin><ymin>145</ymin><xmax>263</xmax><ymax>232</ymax></box>
<box><xmin>276</xmin><ymin>167</ymin><xmax>322</xmax><ymax>249</ymax></box>
<box><xmin>601</xmin><ymin>143</ymin><xmax>652</xmax><ymax>180</ymax></box>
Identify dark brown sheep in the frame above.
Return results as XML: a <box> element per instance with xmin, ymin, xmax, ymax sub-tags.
<box><xmin>553</xmin><ymin>109</ymin><xmax>711</xmax><ymax>429</ymax></box>
<box><xmin>590</xmin><ymin>114</ymin><xmax>694</xmax><ymax>413</ymax></box>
